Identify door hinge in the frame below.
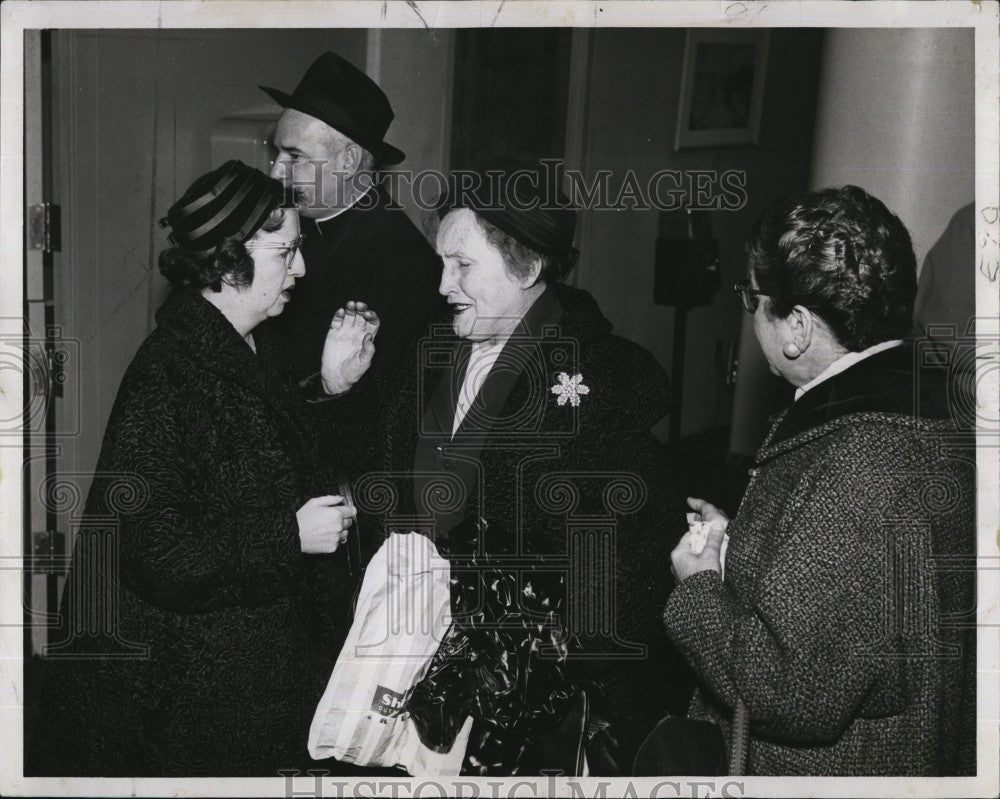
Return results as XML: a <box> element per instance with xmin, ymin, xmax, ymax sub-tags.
<box><xmin>27</xmin><ymin>203</ymin><xmax>61</xmax><ymax>253</ymax></box>
<box><xmin>45</xmin><ymin>346</ymin><xmax>64</xmax><ymax>399</ymax></box>
<box><xmin>31</xmin><ymin>529</ymin><xmax>68</xmax><ymax>574</ymax></box>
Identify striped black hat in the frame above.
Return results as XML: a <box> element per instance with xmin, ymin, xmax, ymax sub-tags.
<box><xmin>159</xmin><ymin>160</ymin><xmax>284</xmax><ymax>256</ymax></box>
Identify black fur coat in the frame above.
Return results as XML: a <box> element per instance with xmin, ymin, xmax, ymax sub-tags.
<box><xmin>369</xmin><ymin>283</ymin><xmax>689</xmax><ymax>774</ymax></box>
<box><xmin>27</xmin><ymin>290</ymin><xmax>352</xmax><ymax>776</ymax></box>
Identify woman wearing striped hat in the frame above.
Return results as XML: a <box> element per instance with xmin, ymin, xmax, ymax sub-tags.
<box><xmin>27</xmin><ymin>160</ymin><xmax>376</xmax><ymax>776</ymax></box>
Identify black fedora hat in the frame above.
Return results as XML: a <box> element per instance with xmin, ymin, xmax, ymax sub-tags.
<box><xmin>260</xmin><ymin>52</ymin><xmax>405</xmax><ymax>166</ymax></box>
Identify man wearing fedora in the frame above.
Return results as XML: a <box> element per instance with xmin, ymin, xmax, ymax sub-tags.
<box><xmin>260</xmin><ymin>59</ymin><xmax>442</xmax><ymax>768</ymax></box>
<box><xmin>261</xmin><ymin>51</ymin><xmax>442</xmax><ymax>382</ymax></box>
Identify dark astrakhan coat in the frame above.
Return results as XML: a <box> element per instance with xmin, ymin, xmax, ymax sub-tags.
<box><xmin>28</xmin><ymin>290</ymin><xmax>352</xmax><ymax>777</ymax></box>
<box><xmin>377</xmin><ymin>283</ymin><xmax>688</xmax><ymax>774</ymax></box>
<box><xmin>663</xmin><ymin>344</ymin><xmax>977</xmax><ymax>776</ymax></box>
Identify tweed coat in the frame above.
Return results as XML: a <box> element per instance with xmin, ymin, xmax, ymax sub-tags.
<box><xmin>663</xmin><ymin>344</ymin><xmax>976</xmax><ymax>776</ymax></box>
<box><xmin>375</xmin><ymin>283</ymin><xmax>689</xmax><ymax>774</ymax></box>
<box><xmin>27</xmin><ymin>290</ymin><xmax>353</xmax><ymax>777</ymax></box>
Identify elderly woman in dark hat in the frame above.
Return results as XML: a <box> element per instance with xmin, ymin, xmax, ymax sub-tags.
<box><xmin>342</xmin><ymin>164</ymin><xmax>688</xmax><ymax>775</ymax></box>
<box><xmin>27</xmin><ymin>161</ymin><xmax>377</xmax><ymax>776</ymax></box>
<box><xmin>663</xmin><ymin>185</ymin><xmax>976</xmax><ymax>775</ymax></box>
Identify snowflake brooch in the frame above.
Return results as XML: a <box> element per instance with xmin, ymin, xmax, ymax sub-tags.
<box><xmin>551</xmin><ymin>372</ymin><xmax>590</xmax><ymax>407</ymax></box>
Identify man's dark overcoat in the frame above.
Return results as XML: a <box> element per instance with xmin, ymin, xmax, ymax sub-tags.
<box><xmin>271</xmin><ymin>184</ymin><xmax>442</xmax><ymax>380</ymax></box>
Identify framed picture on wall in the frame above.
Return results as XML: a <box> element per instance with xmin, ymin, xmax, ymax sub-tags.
<box><xmin>675</xmin><ymin>29</ymin><xmax>769</xmax><ymax>149</ymax></box>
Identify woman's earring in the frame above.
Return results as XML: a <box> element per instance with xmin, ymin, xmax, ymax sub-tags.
<box><xmin>783</xmin><ymin>342</ymin><xmax>801</xmax><ymax>359</ymax></box>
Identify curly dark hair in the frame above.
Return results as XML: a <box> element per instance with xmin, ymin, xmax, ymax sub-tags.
<box><xmin>747</xmin><ymin>185</ymin><xmax>917</xmax><ymax>351</ymax></box>
<box><xmin>158</xmin><ymin>207</ymin><xmax>287</xmax><ymax>292</ymax></box>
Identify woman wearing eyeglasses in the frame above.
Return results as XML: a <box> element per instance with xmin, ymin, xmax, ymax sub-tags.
<box><xmin>28</xmin><ymin>161</ymin><xmax>376</xmax><ymax>776</ymax></box>
<box><xmin>662</xmin><ymin>185</ymin><xmax>975</xmax><ymax>775</ymax></box>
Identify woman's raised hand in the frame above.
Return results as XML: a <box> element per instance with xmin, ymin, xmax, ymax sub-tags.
<box><xmin>321</xmin><ymin>300</ymin><xmax>380</xmax><ymax>395</ymax></box>
<box><xmin>297</xmin><ymin>495</ymin><xmax>357</xmax><ymax>554</ymax></box>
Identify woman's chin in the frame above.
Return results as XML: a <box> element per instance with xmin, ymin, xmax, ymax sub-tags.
<box><xmin>267</xmin><ymin>298</ymin><xmax>290</xmax><ymax>318</ymax></box>
<box><xmin>453</xmin><ymin>316</ymin><xmax>502</xmax><ymax>342</ymax></box>
<box><xmin>457</xmin><ymin>328</ymin><xmax>493</xmax><ymax>342</ymax></box>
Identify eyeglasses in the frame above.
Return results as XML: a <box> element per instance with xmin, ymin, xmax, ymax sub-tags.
<box><xmin>734</xmin><ymin>279</ymin><xmax>767</xmax><ymax>313</ymax></box>
<box><xmin>244</xmin><ymin>234</ymin><xmax>306</xmax><ymax>270</ymax></box>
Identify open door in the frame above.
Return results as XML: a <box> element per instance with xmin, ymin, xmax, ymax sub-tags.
<box><xmin>22</xmin><ymin>29</ymin><xmax>68</xmax><ymax>662</ymax></box>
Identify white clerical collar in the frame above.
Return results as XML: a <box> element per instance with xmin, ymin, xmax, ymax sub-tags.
<box><xmin>794</xmin><ymin>339</ymin><xmax>904</xmax><ymax>401</ymax></box>
<box><xmin>313</xmin><ymin>186</ymin><xmax>373</xmax><ymax>223</ymax></box>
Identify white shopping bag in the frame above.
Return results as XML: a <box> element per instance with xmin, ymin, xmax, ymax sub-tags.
<box><xmin>308</xmin><ymin>531</ymin><xmax>472</xmax><ymax>775</ymax></box>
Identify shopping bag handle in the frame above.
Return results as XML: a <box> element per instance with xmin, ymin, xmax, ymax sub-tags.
<box><xmin>338</xmin><ymin>477</ymin><xmax>362</xmax><ymax>576</ymax></box>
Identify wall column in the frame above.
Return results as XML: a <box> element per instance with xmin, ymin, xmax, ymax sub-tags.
<box><xmin>729</xmin><ymin>28</ymin><xmax>975</xmax><ymax>458</ymax></box>
<box><xmin>809</xmin><ymin>28</ymin><xmax>974</xmax><ymax>267</ymax></box>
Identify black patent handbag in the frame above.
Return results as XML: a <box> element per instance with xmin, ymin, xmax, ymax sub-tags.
<box><xmin>519</xmin><ymin>687</ymin><xmax>623</xmax><ymax>776</ymax></box>
<box><xmin>632</xmin><ymin>699</ymin><xmax>749</xmax><ymax>776</ymax></box>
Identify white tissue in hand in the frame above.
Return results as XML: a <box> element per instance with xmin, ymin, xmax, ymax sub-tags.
<box><xmin>686</xmin><ymin>512</ymin><xmax>728</xmax><ymax>556</ymax></box>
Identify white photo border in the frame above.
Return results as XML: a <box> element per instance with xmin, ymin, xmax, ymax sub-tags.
<box><xmin>1</xmin><ymin>2</ymin><xmax>997</xmax><ymax>797</ymax></box>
